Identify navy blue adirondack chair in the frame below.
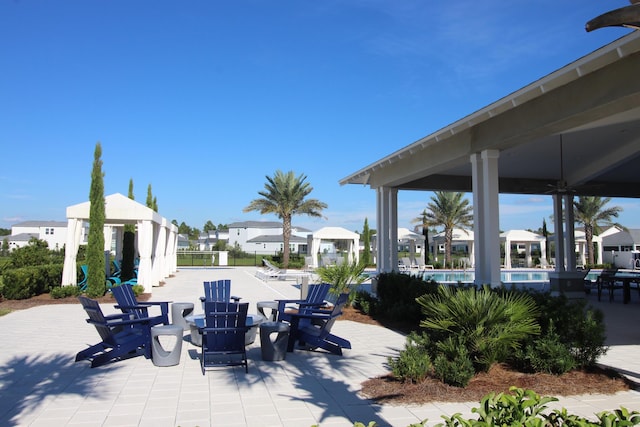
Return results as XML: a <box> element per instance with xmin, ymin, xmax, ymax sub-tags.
<box><xmin>276</xmin><ymin>283</ymin><xmax>331</xmax><ymax>323</ymax></box>
<box><xmin>76</xmin><ymin>296</ymin><xmax>152</xmax><ymax>367</ymax></box>
<box><xmin>111</xmin><ymin>284</ymin><xmax>170</xmax><ymax>327</ymax></box>
<box><xmin>200</xmin><ymin>301</ymin><xmax>249</xmax><ymax>374</ymax></box>
<box><xmin>200</xmin><ymin>280</ymin><xmax>240</xmax><ymax>309</ymax></box>
<box><xmin>288</xmin><ymin>292</ymin><xmax>351</xmax><ymax>355</ymax></box>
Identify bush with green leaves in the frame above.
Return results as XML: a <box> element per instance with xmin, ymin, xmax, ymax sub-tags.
<box><xmin>435</xmin><ymin>387</ymin><xmax>640</xmax><ymax>427</ymax></box>
<box><xmin>432</xmin><ymin>336</ymin><xmax>475</xmax><ymax>387</ymax></box>
<box><xmin>417</xmin><ymin>285</ymin><xmax>540</xmax><ymax>372</ymax></box>
<box><xmin>513</xmin><ymin>320</ymin><xmax>577</xmax><ymax>375</ymax></box>
<box><xmin>511</xmin><ymin>289</ymin><xmax>607</xmax><ymax>369</ymax></box>
<box><xmin>388</xmin><ymin>332</ymin><xmax>433</xmax><ymax>383</ymax></box>
<box><xmin>375</xmin><ymin>272</ymin><xmax>439</xmax><ymax>326</ymax></box>
<box><xmin>1</xmin><ymin>264</ymin><xmax>64</xmax><ymax>300</ymax></box>
<box><xmin>50</xmin><ymin>284</ymin><xmax>81</xmax><ymax>299</ymax></box>
<box><xmin>353</xmin><ymin>290</ymin><xmax>378</xmax><ymax>315</ymax></box>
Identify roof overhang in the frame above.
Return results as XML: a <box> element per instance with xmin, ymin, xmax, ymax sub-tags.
<box><xmin>340</xmin><ymin>32</ymin><xmax>640</xmax><ymax>198</ymax></box>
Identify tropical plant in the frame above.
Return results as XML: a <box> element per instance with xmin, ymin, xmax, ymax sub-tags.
<box><xmin>417</xmin><ymin>285</ymin><xmax>540</xmax><ymax>371</ymax></box>
<box><xmin>423</xmin><ymin>192</ymin><xmax>473</xmax><ymax>268</ymax></box>
<box><xmin>243</xmin><ymin>170</ymin><xmax>327</xmax><ymax>268</ymax></box>
<box><xmin>315</xmin><ymin>259</ymin><xmax>367</xmax><ymax>301</ymax></box>
<box><xmin>86</xmin><ymin>142</ymin><xmax>106</xmax><ymax>298</ymax></box>
<box><xmin>573</xmin><ymin>196</ymin><xmax>623</xmax><ymax>265</ymax></box>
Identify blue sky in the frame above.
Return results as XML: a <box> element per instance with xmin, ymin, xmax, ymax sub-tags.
<box><xmin>1</xmin><ymin>1</ymin><xmax>637</xmax><ymax>234</ymax></box>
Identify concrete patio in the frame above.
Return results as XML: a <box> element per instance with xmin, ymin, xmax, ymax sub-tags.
<box><xmin>0</xmin><ymin>267</ymin><xmax>639</xmax><ymax>427</ymax></box>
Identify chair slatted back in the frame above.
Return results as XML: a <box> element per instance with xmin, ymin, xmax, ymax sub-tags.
<box><xmin>203</xmin><ymin>279</ymin><xmax>233</xmax><ymax>303</ymax></box>
<box><xmin>78</xmin><ymin>296</ymin><xmax>117</xmax><ymax>345</ymax></box>
<box><xmin>112</xmin><ymin>285</ymin><xmax>142</xmax><ymax>318</ymax></box>
<box><xmin>202</xmin><ymin>302</ymin><xmax>248</xmax><ymax>353</ymax></box>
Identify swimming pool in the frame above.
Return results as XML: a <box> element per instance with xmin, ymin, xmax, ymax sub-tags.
<box><xmin>421</xmin><ymin>270</ymin><xmax>550</xmax><ymax>283</ymax></box>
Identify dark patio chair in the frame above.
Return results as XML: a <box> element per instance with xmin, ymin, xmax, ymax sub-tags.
<box><xmin>111</xmin><ymin>284</ymin><xmax>170</xmax><ymax>327</ymax></box>
<box><xmin>76</xmin><ymin>296</ymin><xmax>152</xmax><ymax>368</ymax></box>
<box><xmin>288</xmin><ymin>292</ymin><xmax>351</xmax><ymax>356</ymax></box>
<box><xmin>200</xmin><ymin>301</ymin><xmax>249</xmax><ymax>374</ymax></box>
<box><xmin>276</xmin><ymin>283</ymin><xmax>331</xmax><ymax>323</ymax></box>
<box><xmin>597</xmin><ymin>268</ymin><xmax>621</xmax><ymax>302</ymax></box>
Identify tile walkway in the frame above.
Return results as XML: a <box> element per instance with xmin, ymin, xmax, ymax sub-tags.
<box><xmin>0</xmin><ymin>267</ymin><xmax>638</xmax><ymax>426</ymax></box>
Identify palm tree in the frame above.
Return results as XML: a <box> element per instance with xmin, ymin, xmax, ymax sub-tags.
<box><xmin>244</xmin><ymin>170</ymin><xmax>327</xmax><ymax>268</ymax></box>
<box><xmin>424</xmin><ymin>192</ymin><xmax>473</xmax><ymax>268</ymax></box>
<box><xmin>573</xmin><ymin>196</ymin><xmax>623</xmax><ymax>266</ymax></box>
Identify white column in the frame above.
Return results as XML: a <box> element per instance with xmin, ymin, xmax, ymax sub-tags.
<box><xmin>376</xmin><ymin>187</ymin><xmax>388</xmax><ymax>272</ymax></box>
<box><xmin>376</xmin><ymin>186</ymin><xmax>398</xmax><ymax>272</ymax></box>
<box><xmin>482</xmin><ymin>150</ymin><xmax>501</xmax><ymax>286</ymax></box>
<box><xmin>137</xmin><ymin>220</ymin><xmax>153</xmax><ymax>293</ymax></box>
<box><xmin>389</xmin><ymin>188</ymin><xmax>398</xmax><ymax>271</ymax></box>
<box><xmin>504</xmin><ymin>237</ymin><xmax>511</xmax><ymax>269</ymax></box>
<box><xmin>553</xmin><ymin>194</ymin><xmax>565</xmax><ymax>272</ymax></box>
<box><xmin>470</xmin><ymin>153</ymin><xmax>486</xmax><ymax>283</ymax></box>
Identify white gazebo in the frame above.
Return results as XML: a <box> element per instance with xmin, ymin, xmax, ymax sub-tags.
<box><xmin>307</xmin><ymin>227</ymin><xmax>360</xmax><ymax>268</ymax></box>
<box><xmin>432</xmin><ymin>228</ymin><xmax>475</xmax><ymax>268</ymax></box>
<box><xmin>61</xmin><ymin>193</ymin><xmax>178</xmax><ymax>294</ymax></box>
<box><xmin>501</xmin><ymin>229</ymin><xmax>546</xmax><ymax>269</ymax></box>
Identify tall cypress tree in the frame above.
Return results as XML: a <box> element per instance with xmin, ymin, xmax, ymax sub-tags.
<box><xmin>361</xmin><ymin>218</ymin><xmax>371</xmax><ymax>266</ymax></box>
<box><xmin>86</xmin><ymin>142</ymin><xmax>106</xmax><ymax>297</ymax></box>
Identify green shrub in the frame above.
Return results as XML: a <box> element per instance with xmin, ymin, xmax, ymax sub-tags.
<box><xmin>388</xmin><ymin>332</ymin><xmax>433</xmax><ymax>383</ymax></box>
<box><xmin>376</xmin><ymin>272</ymin><xmax>439</xmax><ymax>326</ymax></box>
<box><xmin>513</xmin><ymin>322</ymin><xmax>576</xmax><ymax>375</ymax></box>
<box><xmin>432</xmin><ymin>336</ymin><xmax>475</xmax><ymax>387</ymax></box>
<box><xmin>50</xmin><ymin>285</ymin><xmax>81</xmax><ymax>299</ymax></box>
<box><xmin>435</xmin><ymin>387</ymin><xmax>640</xmax><ymax>427</ymax></box>
<box><xmin>1</xmin><ymin>264</ymin><xmax>63</xmax><ymax>300</ymax></box>
<box><xmin>131</xmin><ymin>284</ymin><xmax>145</xmax><ymax>296</ymax></box>
<box><xmin>353</xmin><ymin>290</ymin><xmax>378</xmax><ymax>315</ymax></box>
<box><xmin>520</xmin><ymin>290</ymin><xmax>607</xmax><ymax>369</ymax></box>
<box><xmin>418</xmin><ymin>285</ymin><xmax>540</xmax><ymax>371</ymax></box>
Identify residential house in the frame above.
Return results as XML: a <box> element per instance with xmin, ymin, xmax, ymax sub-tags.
<box><xmin>600</xmin><ymin>226</ymin><xmax>640</xmax><ymax>268</ymax></box>
<box><xmin>3</xmin><ymin>220</ymin><xmax>71</xmax><ymax>252</ymax></box>
<box><xmin>228</xmin><ymin>221</ymin><xmax>311</xmax><ymax>255</ymax></box>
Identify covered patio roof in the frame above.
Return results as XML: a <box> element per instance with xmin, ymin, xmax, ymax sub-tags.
<box><xmin>340</xmin><ymin>32</ymin><xmax>640</xmax><ymax>198</ymax></box>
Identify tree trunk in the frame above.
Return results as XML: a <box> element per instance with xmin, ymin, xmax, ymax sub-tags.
<box><xmin>282</xmin><ymin>215</ymin><xmax>292</xmax><ymax>268</ymax></box>
<box><xmin>585</xmin><ymin>224</ymin><xmax>594</xmax><ymax>266</ymax></box>
<box><xmin>445</xmin><ymin>227</ymin><xmax>453</xmax><ymax>269</ymax></box>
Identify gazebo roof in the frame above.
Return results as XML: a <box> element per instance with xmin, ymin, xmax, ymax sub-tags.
<box><xmin>66</xmin><ymin>193</ymin><xmax>164</xmax><ymax>225</ymax></box>
<box><xmin>500</xmin><ymin>229</ymin><xmax>545</xmax><ymax>242</ymax></box>
<box><xmin>311</xmin><ymin>226</ymin><xmax>359</xmax><ymax>240</ymax></box>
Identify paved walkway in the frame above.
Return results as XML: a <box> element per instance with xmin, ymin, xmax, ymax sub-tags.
<box><xmin>0</xmin><ymin>267</ymin><xmax>639</xmax><ymax>427</ymax></box>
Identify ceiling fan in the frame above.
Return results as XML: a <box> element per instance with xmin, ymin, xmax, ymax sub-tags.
<box><xmin>545</xmin><ymin>134</ymin><xmax>575</xmax><ymax>195</ymax></box>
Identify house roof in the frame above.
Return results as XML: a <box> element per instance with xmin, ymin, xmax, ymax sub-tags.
<box><xmin>228</xmin><ymin>221</ymin><xmax>311</xmax><ymax>232</ymax></box>
<box><xmin>247</xmin><ymin>234</ymin><xmax>307</xmax><ymax>244</ymax></box>
<box><xmin>12</xmin><ymin>220</ymin><xmax>67</xmax><ymax>228</ymax></box>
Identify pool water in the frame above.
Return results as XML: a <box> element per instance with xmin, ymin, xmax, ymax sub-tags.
<box><xmin>421</xmin><ymin>270</ymin><xmax>550</xmax><ymax>283</ymax></box>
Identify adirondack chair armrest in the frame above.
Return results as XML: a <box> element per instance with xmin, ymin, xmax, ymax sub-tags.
<box><xmin>114</xmin><ymin>304</ymin><xmax>151</xmax><ymax>316</ymax></box>
<box><xmin>289</xmin><ymin>311</ymin><xmax>334</xmax><ymax>321</ymax></box>
<box><xmin>86</xmin><ymin>316</ymin><xmax>151</xmax><ymax>328</ymax></box>
<box><xmin>103</xmin><ymin>312</ymin><xmax>135</xmax><ymax>322</ymax></box>
<box><xmin>298</xmin><ymin>301</ymin><xmax>328</xmax><ymax>308</ymax></box>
